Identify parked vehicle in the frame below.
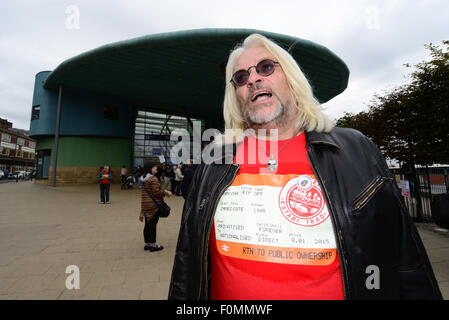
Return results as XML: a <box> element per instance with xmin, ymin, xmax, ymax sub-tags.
<box><xmin>7</xmin><ymin>171</ymin><xmax>34</xmax><ymax>180</ymax></box>
<box><xmin>8</xmin><ymin>172</ymin><xmax>22</xmax><ymax>180</ymax></box>
<box><xmin>17</xmin><ymin>171</ymin><xmax>27</xmax><ymax>179</ymax></box>
<box><xmin>0</xmin><ymin>170</ymin><xmax>4</xmax><ymax>180</ymax></box>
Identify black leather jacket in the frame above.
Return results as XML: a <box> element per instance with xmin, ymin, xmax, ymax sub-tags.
<box><xmin>168</xmin><ymin>128</ymin><xmax>442</xmax><ymax>300</ymax></box>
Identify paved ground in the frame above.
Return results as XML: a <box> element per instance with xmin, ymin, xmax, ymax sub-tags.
<box><xmin>0</xmin><ymin>180</ymin><xmax>448</xmax><ymax>300</ymax></box>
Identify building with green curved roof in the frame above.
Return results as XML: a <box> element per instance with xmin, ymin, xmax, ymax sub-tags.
<box><xmin>29</xmin><ymin>28</ymin><xmax>349</xmax><ymax>185</ymax></box>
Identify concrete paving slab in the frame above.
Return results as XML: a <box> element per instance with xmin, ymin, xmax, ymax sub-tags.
<box><xmin>438</xmin><ymin>281</ymin><xmax>449</xmax><ymax>300</ymax></box>
<box><xmin>1</xmin><ymin>180</ymin><xmax>449</xmax><ymax>300</ymax></box>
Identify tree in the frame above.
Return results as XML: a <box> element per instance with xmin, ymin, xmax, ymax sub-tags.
<box><xmin>405</xmin><ymin>41</ymin><xmax>449</xmax><ymax>164</ymax></box>
<box><xmin>336</xmin><ymin>40</ymin><xmax>449</xmax><ymax>166</ymax></box>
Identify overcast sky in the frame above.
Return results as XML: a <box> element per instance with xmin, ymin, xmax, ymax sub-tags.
<box><xmin>0</xmin><ymin>0</ymin><xmax>448</xmax><ymax>130</ymax></box>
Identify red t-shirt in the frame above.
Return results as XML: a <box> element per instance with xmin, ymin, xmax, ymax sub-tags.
<box><xmin>209</xmin><ymin>133</ymin><xmax>344</xmax><ymax>300</ymax></box>
<box><xmin>101</xmin><ymin>172</ymin><xmax>110</xmax><ymax>184</ymax></box>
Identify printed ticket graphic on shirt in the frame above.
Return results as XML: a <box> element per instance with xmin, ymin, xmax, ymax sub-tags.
<box><xmin>214</xmin><ymin>174</ymin><xmax>337</xmax><ymax>265</ymax></box>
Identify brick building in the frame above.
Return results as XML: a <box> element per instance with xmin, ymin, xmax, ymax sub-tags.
<box><xmin>0</xmin><ymin>118</ymin><xmax>37</xmax><ymax>173</ymax></box>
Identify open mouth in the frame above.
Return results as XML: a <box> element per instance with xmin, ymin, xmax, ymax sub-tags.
<box><xmin>251</xmin><ymin>90</ymin><xmax>273</xmax><ymax>102</ymax></box>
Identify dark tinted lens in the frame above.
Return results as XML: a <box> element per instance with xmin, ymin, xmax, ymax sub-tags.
<box><xmin>232</xmin><ymin>70</ymin><xmax>249</xmax><ymax>86</ymax></box>
<box><xmin>256</xmin><ymin>59</ymin><xmax>276</xmax><ymax>76</ymax></box>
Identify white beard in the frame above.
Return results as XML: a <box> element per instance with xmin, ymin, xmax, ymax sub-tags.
<box><xmin>245</xmin><ymin>101</ymin><xmax>283</xmax><ymax>125</ymax></box>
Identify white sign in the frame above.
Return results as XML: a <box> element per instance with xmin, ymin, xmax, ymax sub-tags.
<box><xmin>0</xmin><ymin>141</ymin><xmax>15</xmax><ymax>149</ymax></box>
<box><xmin>399</xmin><ymin>180</ymin><xmax>410</xmax><ymax>197</ymax></box>
<box><xmin>214</xmin><ymin>175</ymin><xmax>337</xmax><ymax>266</ymax></box>
<box><xmin>22</xmin><ymin>146</ymin><xmax>35</xmax><ymax>153</ymax></box>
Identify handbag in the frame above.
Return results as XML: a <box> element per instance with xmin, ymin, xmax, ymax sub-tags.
<box><xmin>147</xmin><ymin>189</ymin><xmax>171</xmax><ymax>218</ymax></box>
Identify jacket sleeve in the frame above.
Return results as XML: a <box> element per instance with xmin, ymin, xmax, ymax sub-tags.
<box><xmin>366</xmin><ymin>136</ymin><xmax>442</xmax><ymax>299</ymax></box>
<box><xmin>168</xmin><ymin>165</ymin><xmax>203</xmax><ymax>300</ymax></box>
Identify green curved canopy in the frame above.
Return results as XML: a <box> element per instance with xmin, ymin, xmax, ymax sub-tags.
<box><xmin>44</xmin><ymin>28</ymin><xmax>349</xmax><ymax>126</ymax></box>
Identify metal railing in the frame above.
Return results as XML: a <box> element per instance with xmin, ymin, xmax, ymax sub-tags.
<box><xmin>390</xmin><ymin>166</ymin><xmax>449</xmax><ymax>221</ymax></box>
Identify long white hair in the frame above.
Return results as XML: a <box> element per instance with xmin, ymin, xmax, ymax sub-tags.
<box><xmin>220</xmin><ymin>33</ymin><xmax>333</xmax><ymax>144</ymax></box>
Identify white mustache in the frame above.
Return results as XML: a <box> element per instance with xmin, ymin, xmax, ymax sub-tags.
<box><xmin>246</xmin><ymin>84</ymin><xmax>274</xmax><ymax>102</ymax></box>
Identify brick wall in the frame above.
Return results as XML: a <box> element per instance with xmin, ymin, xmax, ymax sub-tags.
<box><xmin>42</xmin><ymin>166</ymin><xmax>126</xmax><ymax>185</ymax></box>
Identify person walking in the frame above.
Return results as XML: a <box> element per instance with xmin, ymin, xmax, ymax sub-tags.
<box><xmin>174</xmin><ymin>164</ymin><xmax>184</xmax><ymax>196</ymax></box>
<box><xmin>165</xmin><ymin>165</ymin><xmax>175</xmax><ymax>194</ymax></box>
<box><xmin>139</xmin><ymin>161</ymin><xmax>172</xmax><ymax>252</ymax></box>
<box><xmin>98</xmin><ymin>166</ymin><xmax>112</xmax><ymax>204</ymax></box>
<box><xmin>181</xmin><ymin>160</ymin><xmax>197</xmax><ymax>199</ymax></box>
<box><xmin>161</xmin><ymin>164</ymin><xmax>171</xmax><ymax>191</ymax></box>
<box><xmin>120</xmin><ymin>165</ymin><xmax>127</xmax><ymax>189</ymax></box>
<box><xmin>133</xmin><ymin>165</ymin><xmax>144</xmax><ymax>188</ymax></box>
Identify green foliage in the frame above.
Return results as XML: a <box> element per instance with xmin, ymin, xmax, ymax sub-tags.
<box><xmin>336</xmin><ymin>41</ymin><xmax>449</xmax><ymax>165</ymax></box>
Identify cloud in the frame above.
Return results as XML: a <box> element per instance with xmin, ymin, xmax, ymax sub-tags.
<box><xmin>0</xmin><ymin>0</ymin><xmax>448</xmax><ymax>129</ymax></box>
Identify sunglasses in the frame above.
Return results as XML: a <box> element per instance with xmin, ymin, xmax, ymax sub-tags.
<box><xmin>230</xmin><ymin>59</ymin><xmax>280</xmax><ymax>87</ymax></box>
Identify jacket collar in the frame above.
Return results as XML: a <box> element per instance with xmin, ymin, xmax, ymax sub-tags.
<box><xmin>305</xmin><ymin>130</ymin><xmax>341</xmax><ymax>151</ymax></box>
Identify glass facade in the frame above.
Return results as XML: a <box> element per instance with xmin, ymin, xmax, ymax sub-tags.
<box><xmin>133</xmin><ymin>109</ymin><xmax>203</xmax><ymax>168</ymax></box>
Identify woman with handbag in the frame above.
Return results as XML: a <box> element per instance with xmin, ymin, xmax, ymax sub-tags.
<box><xmin>139</xmin><ymin>162</ymin><xmax>172</xmax><ymax>252</ymax></box>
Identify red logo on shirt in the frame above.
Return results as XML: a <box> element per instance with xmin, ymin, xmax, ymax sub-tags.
<box><xmin>279</xmin><ymin>175</ymin><xmax>329</xmax><ymax>226</ymax></box>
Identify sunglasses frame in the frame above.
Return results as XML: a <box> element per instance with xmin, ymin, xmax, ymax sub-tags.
<box><xmin>230</xmin><ymin>59</ymin><xmax>280</xmax><ymax>87</ymax></box>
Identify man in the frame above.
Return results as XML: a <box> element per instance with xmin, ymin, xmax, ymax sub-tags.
<box><xmin>181</xmin><ymin>159</ymin><xmax>198</xmax><ymax>199</ymax></box>
<box><xmin>164</xmin><ymin>164</ymin><xmax>176</xmax><ymax>194</ymax></box>
<box><xmin>174</xmin><ymin>164</ymin><xmax>184</xmax><ymax>196</ymax></box>
<box><xmin>168</xmin><ymin>34</ymin><xmax>442</xmax><ymax>300</ymax></box>
<box><xmin>162</xmin><ymin>164</ymin><xmax>173</xmax><ymax>193</ymax></box>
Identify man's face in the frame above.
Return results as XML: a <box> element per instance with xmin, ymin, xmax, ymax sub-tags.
<box><xmin>233</xmin><ymin>46</ymin><xmax>295</xmax><ymax>128</ymax></box>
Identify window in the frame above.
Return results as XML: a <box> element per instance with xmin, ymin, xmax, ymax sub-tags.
<box><xmin>32</xmin><ymin>105</ymin><xmax>40</xmax><ymax>120</ymax></box>
<box><xmin>15</xmin><ymin>150</ymin><xmax>23</xmax><ymax>158</ymax></box>
<box><xmin>1</xmin><ymin>133</ymin><xmax>11</xmax><ymax>143</ymax></box>
<box><xmin>0</xmin><ymin>147</ymin><xmax>10</xmax><ymax>156</ymax></box>
<box><xmin>29</xmin><ymin>141</ymin><xmax>36</xmax><ymax>149</ymax></box>
<box><xmin>17</xmin><ymin>138</ymin><xmax>25</xmax><ymax>146</ymax></box>
<box><xmin>104</xmin><ymin>106</ymin><xmax>118</xmax><ymax>120</ymax></box>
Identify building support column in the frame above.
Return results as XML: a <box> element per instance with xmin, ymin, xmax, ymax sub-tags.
<box><xmin>51</xmin><ymin>84</ymin><xmax>63</xmax><ymax>187</ymax></box>
<box><xmin>179</xmin><ymin>105</ymin><xmax>201</xmax><ymax>164</ymax></box>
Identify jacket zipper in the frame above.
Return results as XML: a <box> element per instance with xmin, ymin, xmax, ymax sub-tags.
<box><xmin>197</xmin><ymin>163</ymin><xmax>240</xmax><ymax>299</ymax></box>
<box><xmin>353</xmin><ymin>177</ymin><xmax>393</xmax><ymax>211</ymax></box>
<box><xmin>306</xmin><ymin>145</ymin><xmax>349</xmax><ymax>300</ymax></box>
